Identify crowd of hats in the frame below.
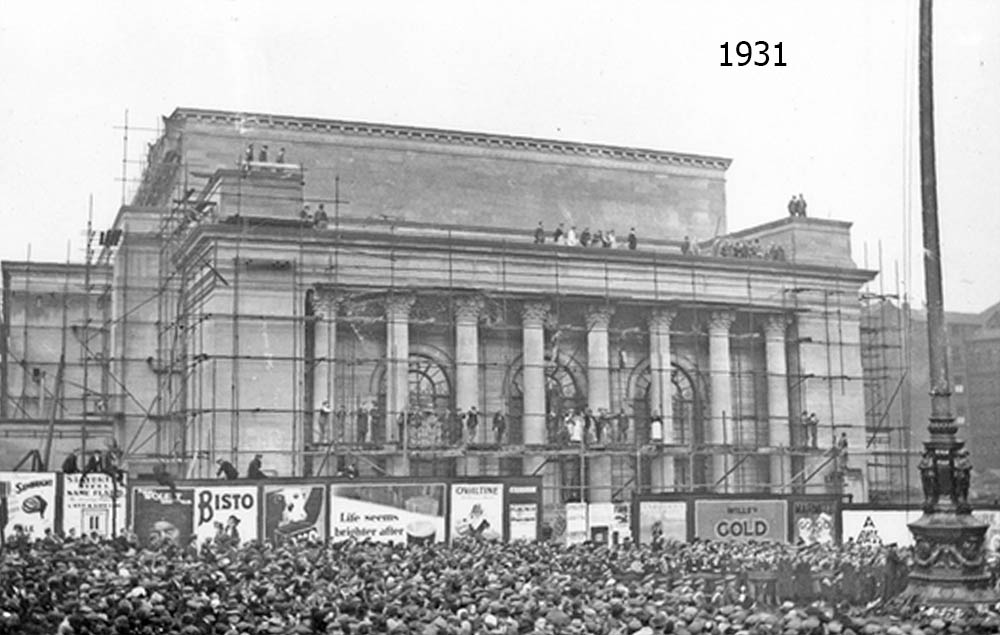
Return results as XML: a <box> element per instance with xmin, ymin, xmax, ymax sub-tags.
<box><xmin>2</xmin><ymin>533</ymin><xmax>1000</xmax><ymax>635</ymax></box>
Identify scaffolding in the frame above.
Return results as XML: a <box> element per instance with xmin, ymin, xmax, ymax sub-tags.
<box><xmin>859</xmin><ymin>245</ymin><xmax>913</xmax><ymax>503</ymax></box>
<box><xmin>3</xmin><ymin>145</ymin><xmax>872</xmax><ymax>511</ymax></box>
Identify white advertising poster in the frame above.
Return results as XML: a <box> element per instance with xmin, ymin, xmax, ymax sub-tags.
<box><xmin>588</xmin><ymin>502</ymin><xmax>633</xmax><ymax>545</ymax></box>
<box><xmin>193</xmin><ymin>485</ymin><xmax>259</xmax><ymax>546</ymax></box>
<box><xmin>565</xmin><ymin>502</ymin><xmax>589</xmax><ymax>545</ymax></box>
<box><xmin>62</xmin><ymin>474</ymin><xmax>127</xmax><ymax>537</ymax></box>
<box><xmin>449</xmin><ymin>483</ymin><xmax>503</xmax><ymax>542</ymax></box>
<box><xmin>0</xmin><ymin>471</ymin><xmax>57</xmax><ymax>539</ymax></box>
<box><xmin>841</xmin><ymin>509</ymin><xmax>921</xmax><ymax>547</ymax></box>
<box><xmin>508</xmin><ymin>503</ymin><xmax>538</xmax><ymax>541</ymax></box>
<box><xmin>973</xmin><ymin>510</ymin><xmax>1000</xmax><ymax>554</ymax></box>
<box><xmin>330</xmin><ymin>483</ymin><xmax>446</xmax><ymax>544</ymax></box>
<box><xmin>638</xmin><ymin>500</ymin><xmax>688</xmax><ymax>544</ymax></box>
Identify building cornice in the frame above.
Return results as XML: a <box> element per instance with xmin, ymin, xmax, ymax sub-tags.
<box><xmin>175</xmin><ymin>221</ymin><xmax>877</xmax><ymax>286</ymax></box>
<box><xmin>169</xmin><ymin>107</ymin><xmax>732</xmax><ymax>171</ymax></box>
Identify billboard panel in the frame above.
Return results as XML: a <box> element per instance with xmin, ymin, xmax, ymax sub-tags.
<box><xmin>0</xmin><ymin>472</ymin><xmax>56</xmax><ymax>539</ymax></box>
<box><xmin>62</xmin><ymin>474</ymin><xmax>127</xmax><ymax>537</ymax></box>
<box><xmin>791</xmin><ymin>498</ymin><xmax>837</xmax><ymax>546</ymax></box>
<box><xmin>132</xmin><ymin>487</ymin><xmax>195</xmax><ymax>546</ymax></box>
<box><xmin>588</xmin><ymin>502</ymin><xmax>632</xmax><ymax>545</ymax></box>
<box><xmin>450</xmin><ymin>483</ymin><xmax>503</xmax><ymax>542</ymax></box>
<box><xmin>841</xmin><ymin>509</ymin><xmax>920</xmax><ymax>547</ymax></box>
<box><xmin>694</xmin><ymin>499</ymin><xmax>788</xmax><ymax>543</ymax></box>
<box><xmin>972</xmin><ymin>510</ymin><xmax>1000</xmax><ymax>554</ymax></box>
<box><xmin>506</xmin><ymin>482</ymin><xmax>541</xmax><ymax>542</ymax></box>
<box><xmin>263</xmin><ymin>483</ymin><xmax>326</xmax><ymax>543</ymax></box>
<box><xmin>194</xmin><ymin>485</ymin><xmax>259</xmax><ymax>546</ymax></box>
<box><xmin>637</xmin><ymin>500</ymin><xmax>687</xmax><ymax>544</ymax></box>
<box><xmin>565</xmin><ymin>503</ymin><xmax>588</xmax><ymax>545</ymax></box>
<box><xmin>330</xmin><ymin>482</ymin><xmax>446</xmax><ymax>544</ymax></box>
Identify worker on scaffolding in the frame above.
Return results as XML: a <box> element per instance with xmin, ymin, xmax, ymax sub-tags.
<box><xmin>318</xmin><ymin>400</ymin><xmax>333</xmax><ymax>445</ymax></box>
<box><xmin>616</xmin><ymin>408</ymin><xmax>630</xmax><ymax>444</ymax></box>
<box><xmin>216</xmin><ymin>458</ymin><xmax>239</xmax><ymax>480</ymax></box>
<box><xmin>492</xmin><ymin>410</ymin><xmax>506</xmax><ymax>444</ymax></box>
<box><xmin>837</xmin><ymin>433</ymin><xmax>849</xmax><ymax>470</ymax></box>
<box><xmin>533</xmin><ymin>221</ymin><xmax>545</xmax><ymax>244</ymax></box>
<box><xmin>650</xmin><ymin>410</ymin><xmax>664</xmax><ymax>444</ymax></box>
<box><xmin>464</xmin><ymin>406</ymin><xmax>480</xmax><ymax>445</ymax></box>
<box><xmin>247</xmin><ymin>454</ymin><xmax>267</xmax><ymax>480</ymax></box>
<box><xmin>801</xmin><ymin>411</ymin><xmax>819</xmax><ymax>449</ymax></box>
<box><xmin>61</xmin><ymin>452</ymin><xmax>79</xmax><ymax>474</ymax></box>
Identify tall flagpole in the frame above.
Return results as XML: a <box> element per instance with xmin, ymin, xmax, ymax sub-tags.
<box><xmin>902</xmin><ymin>0</ymin><xmax>994</xmax><ymax>605</ymax></box>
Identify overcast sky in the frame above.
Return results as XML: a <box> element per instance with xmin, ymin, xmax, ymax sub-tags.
<box><xmin>1</xmin><ymin>0</ymin><xmax>997</xmax><ymax>312</ymax></box>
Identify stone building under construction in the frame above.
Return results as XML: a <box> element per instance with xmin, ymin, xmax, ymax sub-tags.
<box><xmin>1</xmin><ymin>108</ymin><xmax>877</xmax><ymax>512</ymax></box>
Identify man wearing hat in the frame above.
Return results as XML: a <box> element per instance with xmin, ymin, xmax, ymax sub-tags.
<box><xmin>216</xmin><ymin>458</ymin><xmax>239</xmax><ymax>480</ymax></box>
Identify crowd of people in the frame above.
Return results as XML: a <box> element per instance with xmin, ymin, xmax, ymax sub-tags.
<box><xmin>529</xmin><ymin>223</ymin><xmax>788</xmax><ymax>262</ymax></box>
<box><xmin>534</xmin><ymin>223</ymin><xmax>638</xmax><ymax>251</ymax></box>
<box><xmin>4</xmin><ymin>530</ymin><xmax>1000</xmax><ymax>635</ymax></box>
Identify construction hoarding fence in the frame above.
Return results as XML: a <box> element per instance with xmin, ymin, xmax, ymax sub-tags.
<box><xmin>124</xmin><ymin>475</ymin><xmax>542</xmax><ymax>546</ymax></box>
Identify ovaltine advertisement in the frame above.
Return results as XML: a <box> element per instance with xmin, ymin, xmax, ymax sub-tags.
<box><xmin>330</xmin><ymin>482</ymin><xmax>446</xmax><ymax>544</ymax></box>
<box><xmin>132</xmin><ymin>487</ymin><xmax>195</xmax><ymax>546</ymax></box>
<box><xmin>62</xmin><ymin>473</ymin><xmax>127</xmax><ymax>537</ymax></box>
<box><xmin>450</xmin><ymin>483</ymin><xmax>503</xmax><ymax>542</ymax></box>
<box><xmin>194</xmin><ymin>485</ymin><xmax>259</xmax><ymax>546</ymax></box>
<box><xmin>694</xmin><ymin>499</ymin><xmax>788</xmax><ymax>543</ymax></box>
<box><xmin>0</xmin><ymin>471</ymin><xmax>56</xmax><ymax>538</ymax></box>
<box><xmin>263</xmin><ymin>483</ymin><xmax>326</xmax><ymax>543</ymax></box>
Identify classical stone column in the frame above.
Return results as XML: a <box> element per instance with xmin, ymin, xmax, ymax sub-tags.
<box><xmin>764</xmin><ymin>315</ymin><xmax>791</xmax><ymax>491</ymax></box>
<box><xmin>587</xmin><ymin>306</ymin><xmax>614</xmax><ymax>502</ymax></box>
<box><xmin>521</xmin><ymin>302</ymin><xmax>551</xmax><ymax>499</ymax></box>
<box><xmin>648</xmin><ymin>309</ymin><xmax>676</xmax><ymax>491</ymax></box>
<box><xmin>385</xmin><ymin>294</ymin><xmax>415</xmax><ymax>465</ymax></box>
<box><xmin>709</xmin><ymin>311</ymin><xmax>735</xmax><ymax>492</ymax></box>
<box><xmin>313</xmin><ymin>292</ymin><xmax>340</xmax><ymax>446</ymax></box>
<box><xmin>455</xmin><ymin>296</ymin><xmax>484</xmax><ymax>475</ymax></box>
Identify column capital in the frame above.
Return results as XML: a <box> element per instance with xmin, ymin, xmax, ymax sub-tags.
<box><xmin>385</xmin><ymin>293</ymin><xmax>416</xmax><ymax>321</ymax></box>
<box><xmin>454</xmin><ymin>296</ymin><xmax>485</xmax><ymax>324</ymax></box>
<box><xmin>521</xmin><ymin>301</ymin><xmax>551</xmax><ymax>328</ymax></box>
<box><xmin>313</xmin><ymin>291</ymin><xmax>342</xmax><ymax>320</ymax></box>
<box><xmin>585</xmin><ymin>305</ymin><xmax>614</xmax><ymax>331</ymax></box>
<box><xmin>708</xmin><ymin>311</ymin><xmax>736</xmax><ymax>333</ymax></box>
<box><xmin>648</xmin><ymin>308</ymin><xmax>677</xmax><ymax>332</ymax></box>
<box><xmin>763</xmin><ymin>314</ymin><xmax>790</xmax><ymax>339</ymax></box>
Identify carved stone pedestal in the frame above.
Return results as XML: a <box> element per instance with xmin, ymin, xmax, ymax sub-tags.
<box><xmin>903</xmin><ymin>512</ymin><xmax>995</xmax><ymax>605</ymax></box>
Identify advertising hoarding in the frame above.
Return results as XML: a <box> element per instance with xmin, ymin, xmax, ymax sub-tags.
<box><xmin>263</xmin><ymin>483</ymin><xmax>326</xmax><ymax>543</ymax></box>
<box><xmin>841</xmin><ymin>509</ymin><xmax>920</xmax><ymax>547</ymax></box>
<box><xmin>0</xmin><ymin>472</ymin><xmax>56</xmax><ymax>539</ymax></box>
<box><xmin>588</xmin><ymin>502</ymin><xmax>632</xmax><ymax>545</ymax></box>
<box><xmin>565</xmin><ymin>502</ymin><xmax>588</xmax><ymax>545</ymax></box>
<box><xmin>194</xmin><ymin>485</ymin><xmax>259</xmax><ymax>546</ymax></box>
<box><xmin>449</xmin><ymin>483</ymin><xmax>503</xmax><ymax>542</ymax></box>
<box><xmin>505</xmin><ymin>482</ymin><xmax>540</xmax><ymax>541</ymax></box>
<box><xmin>330</xmin><ymin>482</ymin><xmax>446</xmax><ymax>544</ymax></box>
<box><xmin>694</xmin><ymin>499</ymin><xmax>788</xmax><ymax>543</ymax></box>
<box><xmin>791</xmin><ymin>498</ymin><xmax>837</xmax><ymax>545</ymax></box>
<box><xmin>132</xmin><ymin>487</ymin><xmax>195</xmax><ymax>546</ymax></box>
<box><xmin>62</xmin><ymin>473</ymin><xmax>127</xmax><ymax>537</ymax></box>
<box><xmin>637</xmin><ymin>500</ymin><xmax>687</xmax><ymax>544</ymax></box>
<box><xmin>972</xmin><ymin>509</ymin><xmax>1000</xmax><ymax>554</ymax></box>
